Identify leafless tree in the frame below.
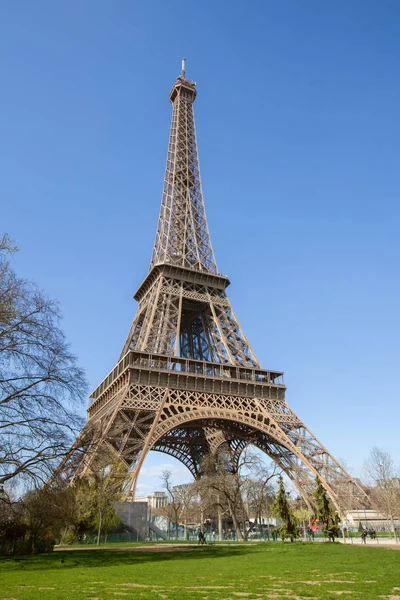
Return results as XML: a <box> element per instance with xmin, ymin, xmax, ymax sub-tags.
<box><xmin>196</xmin><ymin>447</ymin><xmax>278</xmax><ymax>541</ymax></box>
<box><xmin>243</xmin><ymin>463</ymin><xmax>278</xmax><ymax>528</ymax></box>
<box><xmin>173</xmin><ymin>483</ymin><xmax>197</xmax><ymax>539</ymax></box>
<box><xmin>364</xmin><ymin>447</ymin><xmax>400</xmax><ymax>541</ymax></box>
<box><xmin>0</xmin><ymin>235</ymin><xmax>87</xmax><ymax>489</ymax></box>
<box><xmin>161</xmin><ymin>470</ymin><xmax>183</xmax><ymax>539</ymax></box>
<box><xmin>190</xmin><ymin>479</ymin><xmax>217</xmax><ymax>533</ymax></box>
<box><xmin>0</xmin><ymin>234</ymin><xmax>18</xmax><ymax>256</ymax></box>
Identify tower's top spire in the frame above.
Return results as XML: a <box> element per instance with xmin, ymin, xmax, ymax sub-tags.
<box><xmin>150</xmin><ymin>62</ymin><xmax>217</xmax><ymax>275</ymax></box>
<box><xmin>170</xmin><ymin>58</ymin><xmax>196</xmax><ymax>103</ymax></box>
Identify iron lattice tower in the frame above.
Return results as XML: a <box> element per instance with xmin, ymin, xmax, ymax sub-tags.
<box><xmin>60</xmin><ymin>61</ymin><xmax>366</xmax><ymax>513</ymax></box>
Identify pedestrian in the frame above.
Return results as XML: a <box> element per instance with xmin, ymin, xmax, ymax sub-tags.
<box><xmin>360</xmin><ymin>530</ymin><xmax>367</xmax><ymax>544</ymax></box>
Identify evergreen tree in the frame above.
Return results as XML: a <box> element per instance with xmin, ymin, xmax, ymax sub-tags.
<box><xmin>313</xmin><ymin>477</ymin><xmax>340</xmax><ymax>542</ymax></box>
<box><xmin>271</xmin><ymin>476</ymin><xmax>299</xmax><ymax>542</ymax></box>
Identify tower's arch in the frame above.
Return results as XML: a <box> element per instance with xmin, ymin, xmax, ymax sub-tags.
<box><xmin>126</xmin><ymin>408</ymin><xmax>356</xmax><ymax>514</ymax></box>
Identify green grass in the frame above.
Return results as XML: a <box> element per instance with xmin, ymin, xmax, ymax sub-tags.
<box><xmin>1</xmin><ymin>542</ymin><xmax>399</xmax><ymax>600</ymax></box>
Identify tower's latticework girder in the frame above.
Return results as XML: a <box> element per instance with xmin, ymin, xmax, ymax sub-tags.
<box><xmin>57</xmin><ymin>61</ymin><xmax>368</xmax><ymax>515</ymax></box>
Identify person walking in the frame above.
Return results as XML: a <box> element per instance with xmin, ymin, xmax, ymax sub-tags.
<box><xmin>360</xmin><ymin>530</ymin><xmax>367</xmax><ymax>544</ymax></box>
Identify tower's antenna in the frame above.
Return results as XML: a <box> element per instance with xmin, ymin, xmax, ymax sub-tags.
<box><xmin>181</xmin><ymin>57</ymin><xmax>186</xmax><ymax>78</ymax></box>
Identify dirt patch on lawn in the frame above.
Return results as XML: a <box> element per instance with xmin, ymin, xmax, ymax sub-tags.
<box><xmin>117</xmin><ymin>583</ymin><xmax>233</xmax><ymax>591</ymax></box>
<box><xmin>327</xmin><ymin>593</ymin><xmax>359</xmax><ymax>596</ymax></box>
<box><xmin>181</xmin><ymin>586</ymin><xmax>237</xmax><ymax>594</ymax></box>
<box><xmin>321</xmin><ymin>580</ymin><xmax>355</xmax><ymax>584</ymax></box>
<box><xmin>38</xmin><ymin>588</ymin><xmax>55</xmax><ymax>590</ymax></box>
<box><xmin>264</xmin><ymin>595</ymin><xmax>317</xmax><ymax>600</ymax></box>
<box><xmin>115</xmin><ymin>583</ymin><xmax>152</xmax><ymax>588</ymax></box>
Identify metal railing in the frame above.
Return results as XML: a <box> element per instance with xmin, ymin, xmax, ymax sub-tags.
<box><xmin>91</xmin><ymin>351</ymin><xmax>284</xmax><ymax>400</ymax></box>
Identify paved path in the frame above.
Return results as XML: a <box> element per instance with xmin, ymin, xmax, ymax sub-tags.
<box><xmin>55</xmin><ymin>540</ymin><xmax>400</xmax><ymax>552</ymax></box>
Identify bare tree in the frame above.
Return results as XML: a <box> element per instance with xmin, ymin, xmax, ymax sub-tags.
<box><xmin>364</xmin><ymin>447</ymin><xmax>400</xmax><ymax>541</ymax></box>
<box><xmin>243</xmin><ymin>463</ymin><xmax>277</xmax><ymax>529</ymax></box>
<box><xmin>0</xmin><ymin>235</ymin><xmax>87</xmax><ymax>488</ymax></box>
<box><xmin>173</xmin><ymin>483</ymin><xmax>196</xmax><ymax>540</ymax></box>
<box><xmin>161</xmin><ymin>470</ymin><xmax>183</xmax><ymax>539</ymax></box>
<box><xmin>196</xmin><ymin>448</ymin><xmax>276</xmax><ymax>541</ymax></box>
<box><xmin>0</xmin><ymin>234</ymin><xmax>18</xmax><ymax>256</ymax></box>
<box><xmin>191</xmin><ymin>480</ymin><xmax>217</xmax><ymax>534</ymax></box>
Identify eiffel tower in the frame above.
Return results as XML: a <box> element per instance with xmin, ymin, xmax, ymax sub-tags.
<box><xmin>62</xmin><ymin>60</ymin><xmax>366</xmax><ymax>513</ymax></box>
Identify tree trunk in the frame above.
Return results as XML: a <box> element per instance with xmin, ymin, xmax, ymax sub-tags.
<box><xmin>218</xmin><ymin>504</ymin><xmax>222</xmax><ymax>542</ymax></box>
<box><xmin>61</xmin><ymin>525</ymin><xmax>69</xmax><ymax>545</ymax></box>
<box><xmin>390</xmin><ymin>516</ymin><xmax>398</xmax><ymax>542</ymax></box>
<box><xmin>228</xmin><ymin>501</ymin><xmax>243</xmax><ymax>541</ymax></box>
<box><xmin>243</xmin><ymin>520</ymin><xmax>256</xmax><ymax>542</ymax></box>
<box><xmin>97</xmin><ymin>512</ymin><xmax>102</xmax><ymax>546</ymax></box>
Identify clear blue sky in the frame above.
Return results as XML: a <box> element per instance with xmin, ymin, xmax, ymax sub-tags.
<box><xmin>1</xmin><ymin>0</ymin><xmax>399</xmax><ymax>494</ymax></box>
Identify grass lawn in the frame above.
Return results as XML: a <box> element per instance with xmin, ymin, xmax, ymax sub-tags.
<box><xmin>1</xmin><ymin>542</ymin><xmax>399</xmax><ymax>600</ymax></box>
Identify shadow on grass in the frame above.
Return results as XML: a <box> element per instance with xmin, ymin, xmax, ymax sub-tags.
<box><xmin>2</xmin><ymin>541</ymin><xmax>396</xmax><ymax>576</ymax></box>
<box><xmin>0</xmin><ymin>544</ymin><xmax>263</xmax><ymax>572</ymax></box>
